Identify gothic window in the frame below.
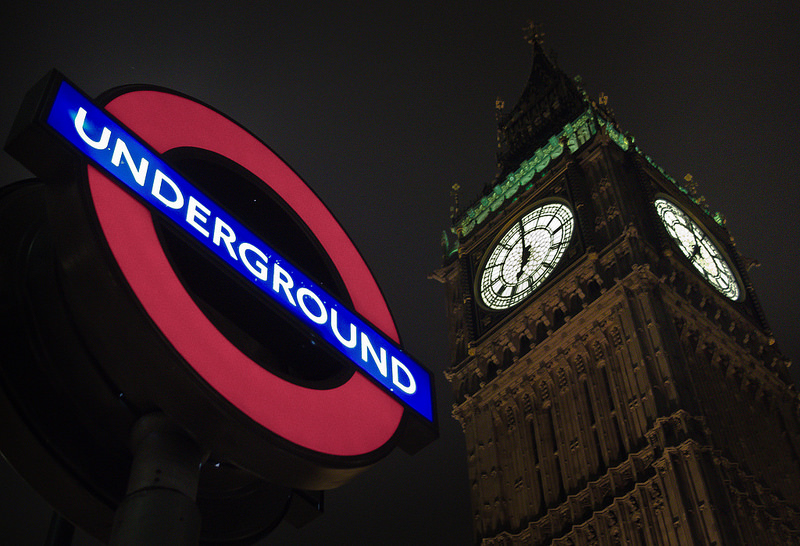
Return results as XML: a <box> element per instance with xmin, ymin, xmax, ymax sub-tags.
<box><xmin>587</xmin><ymin>280</ymin><xmax>601</xmax><ymax>301</ymax></box>
<box><xmin>553</xmin><ymin>307</ymin><xmax>566</xmax><ymax>330</ymax></box>
<box><xmin>502</xmin><ymin>348</ymin><xmax>514</xmax><ymax>369</ymax></box>
<box><xmin>457</xmin><ymin>382</ymin><xmax>467</xmax><ymax>404</ymax></box>
<box><xmin>601</xmin><ymin>265</ymin><xmax>616</xmax><ymax>287</ymax></box>
<box><xmin>519</xmin><ymin>335</ymin><xmax>531</xmax><ymax>356</ymax></box>
<box><xmin>536</xmin><ymin>322</ymin><xmax>548</xmax><ymax>344</ymax></box>
<box><xmin>486</xmin><ymin>361</ymin><xmax>498</xmax><ymax>382</ymax></box>
<box><xmin>469</xmin><ymin>374</ymin><xmax>481</xmax><ymax>397</ymax></box>
<box><xmin>570</xmin><ymin>294</ymin><xmax>583</xmax><ymax>315</ymax></box>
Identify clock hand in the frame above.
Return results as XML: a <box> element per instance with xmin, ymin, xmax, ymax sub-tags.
<box><xmin>690</xmin><ymin>223</ymin><xmax>708</xmax><ymax>257</ymax></box>
<box><xmin>517</xmin><ymin>244</ymin><xmax>531</xmax><ymax>279</ymax></box>
<box><xmin>516</xmin><ymin>221</ymin><xmax>531</xmax><ymax>279</ymax></box>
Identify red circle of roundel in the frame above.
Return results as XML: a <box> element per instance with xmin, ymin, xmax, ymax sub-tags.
<box><xmin>87</xmin><ymin>90</ymin><xmax>403</xmax><ymax>457</ymax></box>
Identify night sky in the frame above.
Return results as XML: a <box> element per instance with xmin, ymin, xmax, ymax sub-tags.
<box><xmin>1</xmin><ymin>2</ymin><xmax>799</xmax><ymax>545</ymax></box>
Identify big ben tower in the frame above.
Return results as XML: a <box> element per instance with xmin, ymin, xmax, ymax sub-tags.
<box><xmin>435</xmin><ymin>30</ymin><xmax>800</xmax><ymax>545</ymax></box>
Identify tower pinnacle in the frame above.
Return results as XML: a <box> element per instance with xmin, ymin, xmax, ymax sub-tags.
<box><xmin>522</xmin><ymin>21</ymin><xmax>545</xmax><ymax>46</ymax></box>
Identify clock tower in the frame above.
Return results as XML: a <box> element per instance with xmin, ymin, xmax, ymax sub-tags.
<box><xmin>435</xmin><ymin>36</ymin><xmax>800</xmax><ymax>545</ymax></box>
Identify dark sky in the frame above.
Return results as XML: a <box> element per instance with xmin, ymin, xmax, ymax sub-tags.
<box><xmin>1</xmin><ymin>2</ymin><xmax>799</xmax><ymax>545</ymax></box>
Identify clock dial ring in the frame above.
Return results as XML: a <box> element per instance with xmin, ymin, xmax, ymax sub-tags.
<box><xmin>477</xmin><ymin>200</ymin><xmax>574</xmax><ymax>311</ymax></box>
<box><xmin>655</xmin><ymin>197</ymin><xmax>741</xmax><ymax>301</ymax></box>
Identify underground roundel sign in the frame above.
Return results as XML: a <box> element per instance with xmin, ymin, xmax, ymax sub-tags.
<box><xmin>6</xmin><ymin>71</ymin><xmax>435</xmax><ymax>489</ymax></box>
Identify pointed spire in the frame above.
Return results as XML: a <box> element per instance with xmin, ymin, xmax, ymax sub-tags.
<box><xmin>495</xmin><ymin>24</ymin><xmax>587</xmax><ymax>176</ymax></box>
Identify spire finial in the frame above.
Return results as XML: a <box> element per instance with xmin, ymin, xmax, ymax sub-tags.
<box><xmin>450</xmin><ymin>183</ymin><xmax>461</xmax><ymax>220</ymax></box>
<box><xmin>523</xmin><ymin>21</ymin><xmax>545</xmax><ymax>46</ymax></box>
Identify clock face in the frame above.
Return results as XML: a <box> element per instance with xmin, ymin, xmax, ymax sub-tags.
<box><xmin>478</xmin><ymin>202</ymin><xmax>574</xmax><ymax>310</ymax></box>
<box><xmin>655</xmin><ymin>198</ymin><xmax>741</xmax><ymax>300</ymax></box>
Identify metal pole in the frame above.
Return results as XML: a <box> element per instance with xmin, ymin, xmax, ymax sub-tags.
<box><xmin>109</xmin><ymin>413</ymin><xmax>206</xmax><ymax>546</ymax></box>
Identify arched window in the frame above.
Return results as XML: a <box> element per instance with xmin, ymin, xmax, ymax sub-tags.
<box><xmin>553</xmin><ymin>308</ymin><xmax>566</xmax><ymax>330</ymax></box>
<box><xmin>587</xmin><ymin>280</ymin><xmax>601</xmax><ymax>301</ymax></box>
<box><xmin>570</xmin><ymin>294</ymin><xmax>583</xmax><ymax>315</ymax></box>
<box><xmin>536</xmin><ymin>322</ymin><xmax>548</xmax><ymax>344</ymax></box>
<box><xmin>486</xmin><ymin>361</ymin><xmax>498</xmax><ymax>383</ymax></box>
<box><xmin>502</xmin><ymin>348</ymin><xmax>514</xmax><ymax>368</ymax></box>
<box><xmin>519</xmin><ymin>335</ymin><xmax>531</xmax><ymax>356</ymax></box>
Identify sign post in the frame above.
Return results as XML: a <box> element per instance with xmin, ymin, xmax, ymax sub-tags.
<box><xmin>109</xmin><ymin>413</ymin><xmax>204</xmax><ymax>546</ymax></box>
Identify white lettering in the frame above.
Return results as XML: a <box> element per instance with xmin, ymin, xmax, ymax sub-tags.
<box><xmin>152</xmin><ymin>170</ymin><xmax>184</xmax><ymax>209</ymax></box>
<box><xmin>111</xmin><ymin>138</ymin><xmax>148</xmax><ymax>186</ymax></box>
<box><xmin>186</xmin><ymin>196</ymin><xmax>211</xmax><ymax>237</ymax></box>
<box><xmin>391</xmin><ymin>356</ymin><xmax>417</xmax><ymax>395</ymax></box>
<box><xmin>68</xmin><ymin>104</ymin><xmax>424</xmax><ymax>405</ymax></box>
<box><xmin>272</xmin><ymin>263</ymin><xmax>296</xmax><ymax>306</ymax></box>
<box><xmin>331</xmin><ymin>308</ymin><xmax>357</xmax><ymax>349</ymax></box>
<box><xmin>74</xmin><ymin>107</ymin><xmax>110</xmax><ymax>150</ymax></box>
<box><xmin>212</xmin><ymin>217</ymin><xmax>238</xmax><ymax>260</ymax></box>
<box><xmin>361</xmin><ymin>332</ymin><xmax>387</xmax><ymax>378</ymax></box>
<box><xmin>238</xmin><ymin>243</ymin><xmax>269</xmax><ymax>281</ymax></box>
<box><xmin>297</xmin><ymin>288</ymin><xmax>327</xmax><ymax>325</ymax></box>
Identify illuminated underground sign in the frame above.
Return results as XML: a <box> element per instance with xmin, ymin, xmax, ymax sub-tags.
<box><xmin>44</xmin><ymin>80</ymin><xmax>433</xmax><ymax>423</ymax></box>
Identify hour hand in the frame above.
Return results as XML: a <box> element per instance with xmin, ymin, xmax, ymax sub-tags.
<box><xmin>516</xmin><ymin>242</ymin><xmax>531</xmax><ymax>279</ymax></box>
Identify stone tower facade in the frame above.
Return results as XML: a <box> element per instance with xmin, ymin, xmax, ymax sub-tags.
<box><xmin>435</xmin><ymin>39</ymin><xmax>800</xmax><ymax>545</ymax></box>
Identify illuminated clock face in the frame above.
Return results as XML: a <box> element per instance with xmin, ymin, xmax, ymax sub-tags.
<box><xmin>655</xmin><ymin>198</ymin><xmax>741</xmax><ymax>300</ymax></box>
<box><xmin>478</xmin><ymin>202</ymin><xmax>574</xmax><ymax>310</ymax></box>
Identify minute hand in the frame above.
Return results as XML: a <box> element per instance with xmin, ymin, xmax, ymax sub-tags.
<box><xmin>516</xmin><ymin>221</ymin><xmax>530</xmax><ymax>279</ymax></box>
